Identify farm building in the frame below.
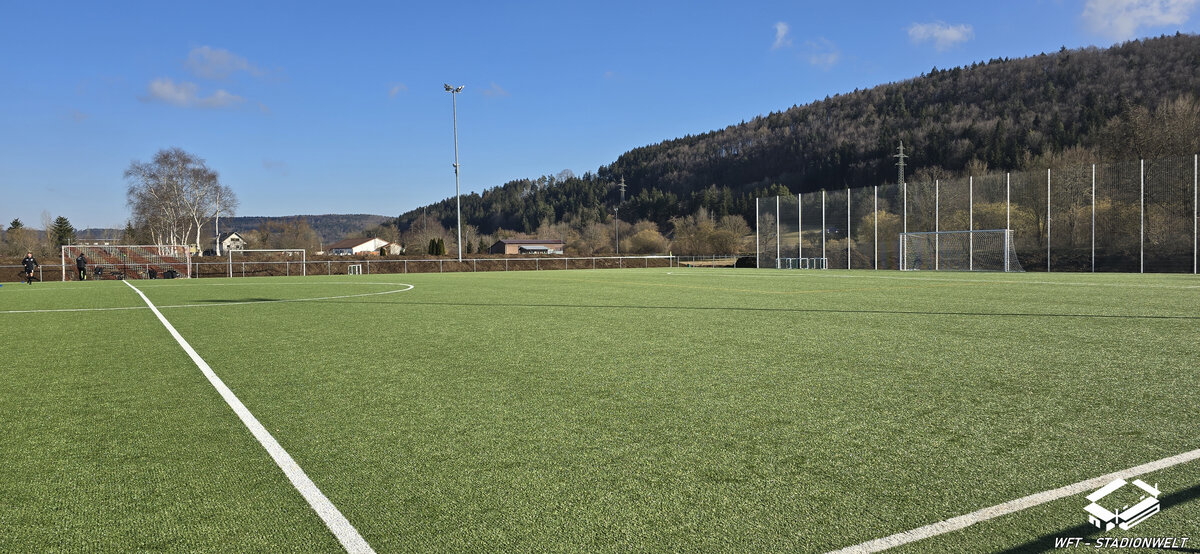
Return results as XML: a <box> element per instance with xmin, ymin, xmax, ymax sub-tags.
<box><xmin>488</xmin><ymin>239</ymin><xmax>566</xmax><ymax>255</ymax></box>
<box><xmin>327</xmin><ymin>237</ymin><xmax>403</xmax><ymax>256</ymax></box>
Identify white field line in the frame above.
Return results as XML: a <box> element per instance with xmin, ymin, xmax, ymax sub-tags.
<box><xmin>0</xmin><ymin>284</ymin><xmax>413</xmax><ymax>314</ymax></box>
<box><xmin>664</xmin><ymin>271</ymin><xmax>1200</xmax><ymax>290</ymax></box>
<box><xmin>827</xmin><ymin>447</ymin><xmax>1200</xmax><ymax>553</ymax></box>
<box><xmin>123</xmin><ymin>281</ymin><xmax>375</xmax><ymax>554</ymax></box>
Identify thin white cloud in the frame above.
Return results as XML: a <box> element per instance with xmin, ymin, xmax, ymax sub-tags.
<box><xmin>772</xmin><ymin>22</ymin><xmax>793</xmax><ymax>50</ymax></box>
<box><xmin>185</xmin><ymin>46</ymin><xmax>263</xmax><ymax>80</ymax></box>
<box><xmin>805</xmin><ymin>38</ymin><xmax>841</xmax><ymax>68</ymax></box>
<box><xmin>908</xmin><ymin>21</ymin><xmax>975</xmax><ymax>51</ymax></box>
<box><xmin>388</xmin><ymin>83</ymin><xmax>408</xmax><ymax>98</ymax></box>
<box><xmin>143</xmin><ymin>78</ymin><xmax>245</xmax><ymax>108</ymax></box>
<box><xmin>262</xmin><ymin>159</ymin><xmax>289</xmax><ymax>176</ymax></box>
<box><xmin>1082</xmin><ymin>0</ymin><xmax>1199</xmax><ymax>40</ymax></box>
<box><xmin>483</xmin><ymin>82</ymin><xmax>509</xmax><ymax>97</ymax></box>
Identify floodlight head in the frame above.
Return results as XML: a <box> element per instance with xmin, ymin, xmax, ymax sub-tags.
<box><xmin>444</xmin><ymin>84</ymin><xmax>453</xmax><ymax>91</ymax></box>
<box><xmin>455</xmin><ymin>86</ymin><xmax>464</xmax><ymax>93</ymax></box>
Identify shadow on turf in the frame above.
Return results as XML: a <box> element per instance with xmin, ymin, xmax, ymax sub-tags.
<box><xmin>320</xmin><ymin>300</ymin><xmax>1200</xmax><ymax>321</ymax></box>
<box><xmin>997</xmin><ymin>482</ymin><xmax>1200</xmax><ymax>553</ymax></box>
<box><xmin>199</xmin><ymin>298</ymin><xmax>280</xmax><ymax>303</ymax></box>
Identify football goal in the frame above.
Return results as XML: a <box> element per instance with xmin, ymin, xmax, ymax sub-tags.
<box><xmin>899</xmin><ymin>229</ymin><xmax>1024</xmax><ymax>272</ymax></box>
<box><xmin>62</xmin><ymin>244</ymin><xmax>192</xmax><ymax>280</ymax></box>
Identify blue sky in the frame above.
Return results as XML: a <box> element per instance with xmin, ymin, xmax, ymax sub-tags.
<box><xmin>2</xmin><ymin>0</ymin><xmax>1198</xmax><ymax>229</ymax></box>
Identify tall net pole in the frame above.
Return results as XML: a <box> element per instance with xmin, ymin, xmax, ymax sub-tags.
<box><xmin>1047</xmin><ymin>168</ymin><xmax>1051</xmax><ymax>273</ymax></box>
<box><xmin>821</xmin><ymin>190</ymin><xmax>827</xmax><ymax>260</ymax></box>
<box><xmin>798</xmin><ymin>193</ymin><xmax>803</xmax><ymax>259</ymax></box>
<box><xmin>969</xmin><ymin>176</ymin><xmax>974</xmax><ymax>272</ymax></box>
<box><xmin>1140</xmin><ymin>159</ymin><xmax>1145</xmax><ymax>274</ymax></box>
<box><xmin>1003</xmin><ymin>175</ymin><xmax>1012</xmax><ymax>231</ymax></box>
<box><xmin>1194</xmin><ymin>154</ymin><xmax>1198</xmax><ymax>275</ymax></box>
<box><xmin>755</xmin><ymin>197</ymin><xmax>760</xmax><ymax>269</ymax></box>
<box><xmin>897</xmin><ymin>141</ymin><xmax>908</xmax><ymax>241</ymax></box>
<box><xmin>846</xmin><ymin>187</ymin><xmax>851</xmax><ymax>270</ymax></box>
<box><xmin>935</xmin><ymin>179</ymin><xmax>940</xmax><ymax>271</ymax></box>
<box><xmin>873</xmin><ymin>185</ymin><xmax>878</xmax><ymax>270</ymax></box>
<box><xmin>1092</xmin><ymin>164</ymin><xmax>1096</xmax><ymax>273</ymax></box>
<box><xmin>776</xmin><ymin>196</ymin><xmax>781</xmax><ymax>268</ymax></box>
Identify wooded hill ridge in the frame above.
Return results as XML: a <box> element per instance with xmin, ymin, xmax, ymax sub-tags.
<box><xmin>219</xmin><ymin>214</ymin><xmax>391</xmax><ymax>245</ymax></box>
<box><xmin>397</xmin><ymin>33</ymin><xmax>1200</xmax><ymax>235</ymax></box>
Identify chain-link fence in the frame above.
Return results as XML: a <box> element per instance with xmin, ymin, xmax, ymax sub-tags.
<box><xmin>757</xmin><ymin>155</ymin><xmax>1199</xmax><ymax>272</ymax></box>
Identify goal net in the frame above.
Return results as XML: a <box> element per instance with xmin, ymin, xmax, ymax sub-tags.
<box><xmin>62</xmin><ymin>244</ymin><xmax>192</xmax><ymax>280</ymax></box>
<box><xmin>899</xmin><ymin>229</ymin><xmax>1024</xmax><ymax>272</ymax></box>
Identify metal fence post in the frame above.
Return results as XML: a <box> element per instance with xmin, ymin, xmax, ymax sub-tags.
<box><xmin>1091</xmin><ymin>164</ymin><xmax>1096</xmax><ymax>273</ymax></box>
<box><xmin>1195</xmin><ymin>154</ymin><xmax>1198</xmax><ymax>275</ymax></box>
<box><xmin>821</xmin><ymin>190</ymin><xmax>826</xmax><ymax>260</ymax></box>
<box><xmin>846</xmin><ymin>187</ymin><xmax>851</xmax><ymax>270</ymax></box>
<box><xmin>1047</xmin><ymin>168</ymin><xmax>1051</xmax><ymax>273</ymax></box>
<box><xmin>776</xmin><ymin>196</ymin><xmax>781</xmax><ymax>268</ymax></box>
<box><xmin>1140</xmin><ymin>159</ymin><xmax>1145</xmax><ymax>274</ymax></box>
<box><xmin>755</xmin><ymin>197</ymin><xmax>760</xmax><ymax>269</ymax></box>
<box><xmin>969</xmin><ymin>176</ymin><xmax>974</xmax><ymax>272</ymax></box>
<box><xmin>873</xmin><ymin>185</ymin><xmax>878</xmax><ymax>270</ymax></box>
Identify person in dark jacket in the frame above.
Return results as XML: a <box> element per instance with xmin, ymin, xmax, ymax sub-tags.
<box><xmin>22</xmin><ymin>252</ymin><xmax>39</xmax><ymax>284</ymax></box>
<box><xmin>76</xmin><ymin>253</ymin><xmax>88</xmax><ymax>281</ymax></box>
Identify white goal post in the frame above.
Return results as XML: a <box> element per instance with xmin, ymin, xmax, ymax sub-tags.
<box><xmin>899</xmin><ymin>229</ymin><xmax>1024</xmax><ymax>272</ymax></box>
<box><xmin>62</xmin><ymin>244</ymin><xmax>191</xmax><ymax>281</ymax></box>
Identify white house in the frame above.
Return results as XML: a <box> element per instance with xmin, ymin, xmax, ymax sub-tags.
<box><xmin>215</xmin><ymin>232</ymin><xmax>246</xmax><ymax>253</ymax></box>
<box><xmin>327</xmin><ymin>237</ymin><xmax>402</xmax><ymax>256</ymax></box>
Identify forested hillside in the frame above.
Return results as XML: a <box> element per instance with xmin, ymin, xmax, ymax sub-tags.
<box><xmin>224</xmin><ymin>214</ymin><xmax>390</xmax><ymax>245</ymax></box>
<box><xmin>398</xmin><ymin>34</ymin><xmax>1200</xmax><ymax>236</ymax></box>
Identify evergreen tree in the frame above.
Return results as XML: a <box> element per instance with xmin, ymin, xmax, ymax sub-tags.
<box><xmin>50</xmin><ymin>216</ymin><xmax>76</xmax><ymax>249</ymax></box>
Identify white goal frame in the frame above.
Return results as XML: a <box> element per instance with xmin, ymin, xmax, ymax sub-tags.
<box><xmin>226</xmin><ymin>249</ymin><xmax>307</xmax><ymax>277</ymax></box>
<box><xmin>779</xmin><ymin>257</ymin><xmax>829</xmax><ymax>270</ymax></box>
<box><xmin>899</xmin><ymin>229</ymin><xmax>1023</xmax><ymax>272</ymax></box>
<box><xmin>62</xmin><ymin>244</ymin><xmax>192</xmax><ymax>281</ymax></box>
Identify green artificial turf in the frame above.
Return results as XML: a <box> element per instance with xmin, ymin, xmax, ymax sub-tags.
<box><xmin>1</xmin><ymin>270</ymin><xmax>1197</xmax><ymax>552</ymax></box>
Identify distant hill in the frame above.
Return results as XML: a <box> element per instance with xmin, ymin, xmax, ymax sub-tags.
<box><xmin>399</xmin><ymin>33</ymin><xmax>1200</xmax><ymax>234</ymax></box>
<box><xmin>222</xmin><ymin>214</ymin><xmax>391</xmax><ymax>245</ymax></box>
<box><xmin>75</xmin><ymin>214</ymin><xmax>392</xmax><ymax>246</ymax></box>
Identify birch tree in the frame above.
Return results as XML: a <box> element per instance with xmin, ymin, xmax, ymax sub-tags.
<box><xmin>125</xmin><ymin>148</ymin><xmax>237</xmax><ymax>250</ymax></box>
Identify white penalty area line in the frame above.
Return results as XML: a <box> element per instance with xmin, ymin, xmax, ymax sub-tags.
<box><xmin>827</xmin><ymin>447</ymin><xmax>1200</xmax><ymax>553</ymax></box>
<box><xmin>123</xmin><ymin>281</ymin><xmax>375</xmax><ymax>554</ymax></box>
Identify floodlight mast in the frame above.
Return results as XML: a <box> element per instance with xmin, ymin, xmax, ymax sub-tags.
<box><xmin>445</xmin><ymin>83</ymin><xmax>465</xmax><ymax>262</ymax></box>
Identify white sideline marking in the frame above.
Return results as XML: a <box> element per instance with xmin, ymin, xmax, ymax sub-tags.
<box><xmin>827</xmin><ymin>447</ymin><xmax>1200</xmax><ymax>553</ymax></box>
<box><xmin>123</xmin><ymin>281</ymin><xmax>375</xmax><ymax>554</ymax></box>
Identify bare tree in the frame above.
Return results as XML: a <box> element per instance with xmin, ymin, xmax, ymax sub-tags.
<box><xmin>125</xmin><ymin>148</ymin><xmax>237</xmax><ymax>250</ymax></box>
